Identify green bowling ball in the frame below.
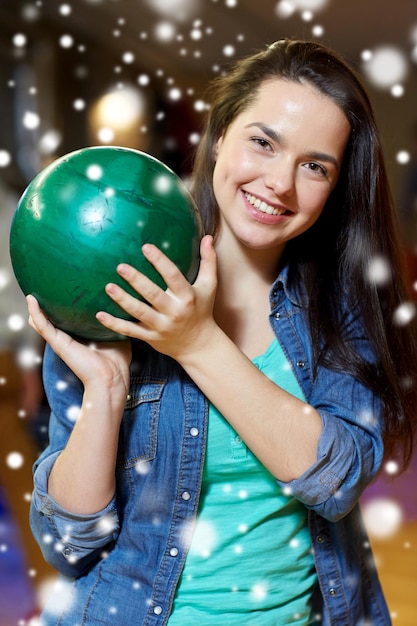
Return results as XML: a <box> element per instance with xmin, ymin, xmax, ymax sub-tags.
<box><xmin>9</xmin><ymin>146</ymin><xmax>203</xmax><ymax>341</ymax></box>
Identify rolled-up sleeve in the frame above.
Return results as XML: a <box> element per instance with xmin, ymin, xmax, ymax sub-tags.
<box><xmin>29</xmin><ymin>346</ymin><xmax>121</xmax><ymax>577</ymax></box>
<box><xmin>276</xmin><ymin>366</ymin><xmax>384</xmax><ymax>522</ymax></box>
<box><xmin>30</xmin><ymin>450</ymin><xmax>120</xmax><ymax>578</ymax></box>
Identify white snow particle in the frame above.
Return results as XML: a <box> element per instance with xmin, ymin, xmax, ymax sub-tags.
<box><xmin>294</xmin><ymin>0</ymin><xmax>329</xmax><ymax>9</ymax></box>
<box><xmin>96</xmin><ymin>515</ymin><xmax>117</xmax><ymax>535</ymax></box>
<box><xmin>168</xmin><ymin>87</ymin><xmax>182</xmax><ymax>101</ymax></box>
<box><xmin>13</xmin><ymin>33</ymin><xmax>27</xmax><ymax>48</ymax></box>
<box><xmin>362</xmin><ymin>498</ymin><xmax>403</xmax><ymax>539</ymax></box>
<box><xmin>154</xmin><ymin>21</ymin><xmax>176</xmax><ymax>43</ymax></box>
<box><xmin>6</xmin><ymin>452</ymin><xmax>24</xmax><ymax>469</ymax></box>
<box><xmin>188</xmin><ymin>520</ymin><xmax>218</xmax><ymax>557</ymax></box>
<box><xmin>250</xmin><ymin>582</ymin><xmax>268</xmax><ymax>602</ymax></box>
<box><xmin>60</xmin><ymin>34</ymin><xmax>74</xmax><ymax>49</ymax></box>
<box><xmin>189</xmin><ymin>132</ymin><xmax>200</xmax><ymax>145</ymax></box>
<box><xmin>59</xmin><ymin>4</ymin><xmax>72</xmax><ymax>16</ymax></box>
<box><xmin>396</xmin><ymin>150</ymin><xmax>410</xmax><ymax>164</ymax></box>
<box><xmin>16</xmin><ymin>347</ymin><xmax>41</xmax><ymax>369</ymax></box>
<box><xmin>86</xmin><ymin>164</ymin><xmax>103</xmax><ymax>181</ymax></box>
<box><xmin>97</xmin><ymin>127</ymin><xmax>115</xmax><ymax>143</ymax></box>
<box><xmin>275</xmin><ymin>0</ymin><xmax>296</xmax><ymax>19</ymax></box>
<box><xmin>39</xmin><ymin>129</ymin><xmax>62</xmax><ymax>155</ymax></box>
<box><xmin>7</xmin><ymin>314</ymin><xmax>25</xmax><ymax>332</ymax></box>
<box><xmin>391</xmin><ymin>84</ymin><xmax>405</xmax><ymax>98</ymax></box>
<box><xmin>138</xmin><ymin>74</ymin><xmax>150</xmax><ymax>86</ymax></box>
<box><xmin>122</xmin><ymin>51</ymin><xmax>135</xmax><ymax>64</ymax></box>
<box><xmin>366</xmin><ymin>255</ymin><xmax>391</xmax><ymax>286</ymax></box>
<box><xmin>393</xmin><ymin>301</ymin><xmax>416</xmax><ymax>326</ymax></box>
<box><xmin>23</xmin><ymin>111</ymin><xmax>40</xmax><ymax>130</ymax></box>
<box><xmin>154</xmin><ymin>175</ymin><xmax>172</xmax><ymax>194</ymax></box>
<box><xmin>223</xmin><ymin>45</ymin><xmax>235</xmax><ymax>57</ymax></box>
<box><xmin>73</xmin><ymin>98</ymin><xmax>86</xmax><ymax>111</ymax></box>
<box><xmin>384</xmin><ymin>460</ymin><xmax>399</xmax><ymax>475</ymax></box>
<box><xmin>135</xmin><ymin>461</ymin><xmax>151</xmax><ymax>475</ymax></box>
<box><xmin>362</xmin><ymin>46</ymin><xmax>409</xmax><ymax>89</ymax></box>
<box><xmin>301</xmin><ymin>10</ymin><xmax>313</xmax><ymax>21</ymax></box>
<box><xmin>0</xmin><ymin>268</ymin><xmax>10</xmax><ymax>289</ymax></box>
<box><xmin>190</xmin><ymin>28</ymin><xmax>202</xmax><ymax>40</ymax></box>
<box><xmin>312</xmin><ymin>24</ymin><xmax>324</xmax><ymax>37</ymax></box>
<box><xmin>66</xmin><ymin>405</ymin><xmax>81</xmax><ymax>422</ymax></box>
<box><xmin>193</xmin><ymin>99</ymin><xmax>207</xmax><ymax>112</ymax></box>
<box><xmin>0</xmin><ymin>150</ymin><xmax>11</xmax><ymax>167</ymax></box>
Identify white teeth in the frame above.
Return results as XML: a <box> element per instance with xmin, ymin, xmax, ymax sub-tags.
<box><xmin>244</xmin><ymin>192</ymin><xmax>286</xmax><ymax>216</ymax></box>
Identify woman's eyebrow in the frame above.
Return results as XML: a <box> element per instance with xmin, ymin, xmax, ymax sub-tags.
<box><xmin>245</xmin><ymin>122</ymin><xmax>340</xmax><ymax>170</ymax></box>
<box><xmin>245</xmin><ymin>122</ymin><xmax>281</xmax><ymax>143</ymax></box>
<box><xmin>304</xmin><ymin>150</ymin><xmax>340</xmax><ymax>171</ymax></box>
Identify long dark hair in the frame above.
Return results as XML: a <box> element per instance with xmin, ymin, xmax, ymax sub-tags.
<box><xmin>191</xmin><ymin>38</ymin><xmax>417</xmax><ymax>470</ymax></box>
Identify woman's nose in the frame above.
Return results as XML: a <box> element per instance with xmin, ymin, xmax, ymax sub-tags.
<box><xmin>264</xmin><ymin>160</ymin><xmax>295</xmax><ymax>196</ymax></box>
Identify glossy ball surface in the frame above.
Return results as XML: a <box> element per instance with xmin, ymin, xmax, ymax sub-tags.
<box><xmin>10</xmin><ymin>146</ymin><xmax>203</xmax><ymax>341</ymax></box>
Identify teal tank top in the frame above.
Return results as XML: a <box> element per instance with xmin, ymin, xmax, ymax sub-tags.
<box><xmin>168</xmin><ymin>339</ymin><xmax>317</xmax><ymax>625</ymax></box>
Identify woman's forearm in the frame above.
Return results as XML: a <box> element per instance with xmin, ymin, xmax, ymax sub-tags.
<box><xmin>178</xmin><ymin>325</ymin><xmax>322</xmax><ymax>483</ymax></box>
<box><xmin>47</xmin><ymin>383</ymin><xmax>126</xmax><ymax>514</ymax></box>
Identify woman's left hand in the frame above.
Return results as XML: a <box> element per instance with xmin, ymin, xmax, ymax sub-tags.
<box><xmin>96</xmin><ymin>234</ymin><xmax>218</xmax><ymax>362</ymax></box>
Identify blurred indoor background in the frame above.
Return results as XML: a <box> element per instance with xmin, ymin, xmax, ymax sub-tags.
<box><xmin>0</xmin><ymin>0</ymin><xmax>416</xmax><ymax>623</ymax></box>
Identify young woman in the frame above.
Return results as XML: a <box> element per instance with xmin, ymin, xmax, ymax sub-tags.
<box><xmin>28</xmin><ymin>39</ymin><xmax>417</xmax><ymax>625</ymax></box>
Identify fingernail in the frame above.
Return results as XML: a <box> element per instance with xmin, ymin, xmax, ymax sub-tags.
<box><xmin>142</xmin><ymin>243</ymin><xmax>153</xmax><ymax>255</ymax></box>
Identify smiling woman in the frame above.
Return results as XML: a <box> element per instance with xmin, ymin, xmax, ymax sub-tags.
<box><xmin>211</xmin><ymin>79</ymin><xmax>350</xmax><ymax>248</ymax></box>
<box><xmin>27</xmin><ymin>39</ymin><xmax>417</xmax><ymax>625</ymax></box>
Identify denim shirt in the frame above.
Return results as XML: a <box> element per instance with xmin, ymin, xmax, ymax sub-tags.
<box><xmin>31</xmin><ymin>266</ymin><xmax>391</xmax><ymax>625</ymax></box>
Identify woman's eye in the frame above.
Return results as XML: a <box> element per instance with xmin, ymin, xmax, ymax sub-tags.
<box><xmin>306</xmin><ymin>162</ymin><xmax>327</xmax><ymax>176</ymax></box>
<box><xmin>252</xmin><ymin>137</ymin><xmax>272</xmax><ymax>150</ymax></box>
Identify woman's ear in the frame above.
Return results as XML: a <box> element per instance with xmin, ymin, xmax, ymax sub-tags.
<box><xmin>213</xmin><ymin>135</ymin><xmax>224</xmax><ymax>160</ymax></box>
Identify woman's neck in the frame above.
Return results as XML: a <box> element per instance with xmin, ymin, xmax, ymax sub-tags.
<box><xmin>213</xmin><ymin>236</ymin><xmax>282</xmax><ymax>358</ymax></box>
<box><xmin>214</xmin><ymin>231</ymin><xmax>284</xmax><ymax>295</ymax></box>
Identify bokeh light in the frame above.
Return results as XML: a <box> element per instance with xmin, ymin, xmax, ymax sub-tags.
<box><xmin>362</xmin><ymin>498</ymin><xmax>403</xmax><ymax>539</ymax></box>
<box><xmin>361</xmin><ymin>46</ymin><xmax>409</xmax><ymax>89</ymax></box>
<box><xmin>144</xmin><ymin>0</ymin><xmax>200</xmax><ymax>22</ymax></box>
<box><xmin>6</xmin><ymin>452</ymin><xmax>25</xmax><ymax>470</ymax></box>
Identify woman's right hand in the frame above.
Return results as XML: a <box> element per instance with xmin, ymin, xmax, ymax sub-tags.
<box><xmin>27</xmin><ymin>294</ymin><xmax>133</xmax><ymax>513</ymax></box>
<box><xmin>26</xmin><ymin>294</ymin><xmax>132</xmax><ymax>398</ymax></box>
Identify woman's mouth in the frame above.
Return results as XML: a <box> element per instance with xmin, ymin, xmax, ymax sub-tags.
<box><xmin>243</xmin><ymin>191</ymin><xmax>289</xmax><ymax>216</ymax></box>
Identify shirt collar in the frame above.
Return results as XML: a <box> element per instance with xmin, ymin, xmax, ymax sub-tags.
<box><xmin>270</xmin><ymin>263</ymin><xmax>308</xmax><ymax>308</ymax></box>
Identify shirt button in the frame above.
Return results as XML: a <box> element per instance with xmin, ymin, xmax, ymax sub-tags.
<box><xmin>329</xmin><ymin>588</ymin><xmax>337</xmax><ymax>596</ymax></box>
<box><xmin>153</xmin><ymin>605</ymin><xmax>163</xmax><ymax>615</ymax></box>
<box><xmin>63</xmin><ymin>547</ymin><xmax>72</xmax><ymax>558</ymax></box>
<box><xmin>316</xmin><ymin>535</ymin><xmax>325</xmax><ymax>543</ymax></box>
<box><xmin>274</xmin><ymin>312</ymin><xmax>281</xmax><ymax>320</ymax></box>
<box><xmin>296</xmin><ymin>360</ymin><xmax>306</xmax><ymax>368</ymax></box>
<box><xmin>169</xmin><ymin>547</ymin><xmax>179</xmax><ymax>557</ymax></box>
<box><xmin>181</xmin><ymin>491</ymin><xmax>191</xmax><ymax>501</ymax></box>
<box><xmin>190</xmin><ymin>427</ymin><xmax>199</xmax><ymax>437</ymax></box>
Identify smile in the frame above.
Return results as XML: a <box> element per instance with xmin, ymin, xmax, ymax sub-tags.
<box><xmin>244</xmin><ymin>192</ymin><xmax>288</xmax><ymax>216</ymax></box>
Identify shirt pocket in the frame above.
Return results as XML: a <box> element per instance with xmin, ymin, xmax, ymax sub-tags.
<box><xmin>116</xmin><ymin>377</ymin><xmax>166</xmax><ymax>469</ymax></box>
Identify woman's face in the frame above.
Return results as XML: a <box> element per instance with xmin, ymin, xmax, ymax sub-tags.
<box><xmin>212</xmin><ymin>78</ymin><xmax>351</xmax><ymax>259</ymax></box>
